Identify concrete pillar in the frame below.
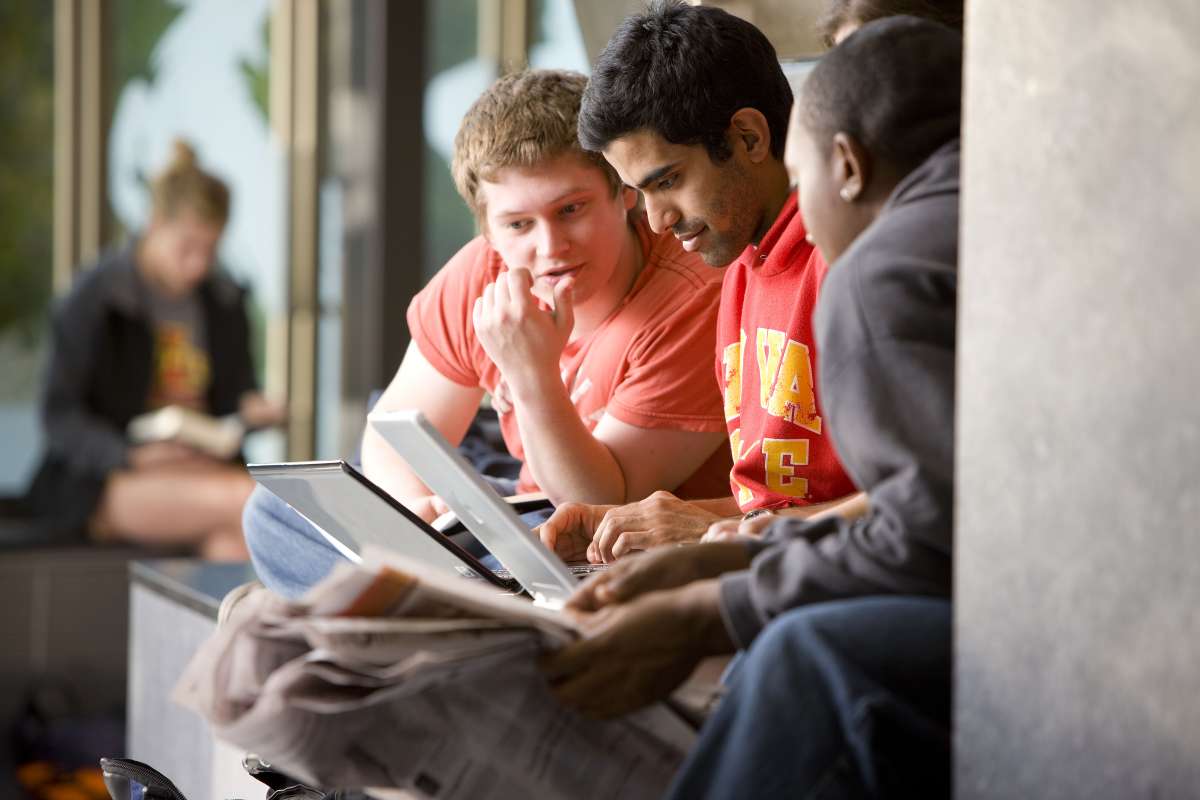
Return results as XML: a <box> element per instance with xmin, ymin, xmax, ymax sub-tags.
<box><xmin>955</xmin><ymin>2</ymin><xmax>1200</xmax><ymax>797</ymax></box>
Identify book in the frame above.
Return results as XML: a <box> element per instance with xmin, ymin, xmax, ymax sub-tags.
<box><xmin>127</xmin><ymin>405</ymin><xmax>245</xmax><ymax>459</ymax></box>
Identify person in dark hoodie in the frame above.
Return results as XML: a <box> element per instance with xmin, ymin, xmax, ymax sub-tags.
<box><xmin>28</xmin><ymin>141</ymin><xmax>281</xmax><ymax>559</ymax></box>
<box><xmin>542</xmin><ymin>16</ymin><xmax>961</xmax><ymax>797</ymax></box>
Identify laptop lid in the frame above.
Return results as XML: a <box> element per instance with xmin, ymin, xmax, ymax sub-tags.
<box><xmin>247</xmin><ymin>460</ymin><xmax>516</xmax><ymax>591</ymax></box>
<box><xmin>367</xmin><ymin>409</ymin><xmax>577</xmax><ymax>609</ymax></box>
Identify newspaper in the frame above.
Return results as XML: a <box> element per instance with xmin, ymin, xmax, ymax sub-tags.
<box><xmin>173</xmin><ymin>547</ymin><xmax>698</xmax><ymax>799</ymax></box>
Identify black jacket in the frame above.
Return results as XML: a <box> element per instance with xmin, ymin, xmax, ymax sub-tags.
<box><xmin>27</xmin><ymin>244</ymin><xmax>258</xmax><ymax>534</ymax></box>
<box><xmin>721</xmin><ymin>140</ymin><xmax>960</xmax><ymax>647</ymax></box>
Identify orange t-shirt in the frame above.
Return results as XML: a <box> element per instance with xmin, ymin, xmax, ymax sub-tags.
<box><xmin>406</xmin><ymin>214</ymin><xmax>732</xmax><ymax>498</ymax></box>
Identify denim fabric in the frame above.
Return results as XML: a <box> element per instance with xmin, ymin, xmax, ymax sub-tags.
<box><xmin>667</xmin><ymin>596</ymin><xmax>951</xmax><ymax>800</ymax></box>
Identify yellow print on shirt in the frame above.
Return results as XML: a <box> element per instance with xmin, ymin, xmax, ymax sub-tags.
<box><xmin>721</xmin><ymin>330</ymin><xmax>745</xmax><ymax>422</ymax></box>
<box><xmin>152</xmin><ymin>325</ymin><xmax>210</xmax><ymax>407</ymax></box>
<box><xmin>755</xmin><ymin>328</ymin><xmax>822</xmax><ymax>434</ymax></box>
<box><xmin>727</xmin><ymin>427</ymin><xmax>754</xmax><ymax>506</ymax></box>
<box><xmin>762</xmin><ymin>438</ymin><xmax>810</xmax><ymax>498</ymax></box>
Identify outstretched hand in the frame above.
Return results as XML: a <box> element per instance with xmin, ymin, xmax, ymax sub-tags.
<box><xmin>587</xmin><ymin>491</ymin><xmax>723</xmax><ymax>564</ymax></box>
<box><xmin>565</xmin><ymin>539</ymin><xmax>752</xmax><ymax>615</ymax></box>
<box><xmin>542</xmin><ymin>579</ymin><xmax>732</xmax><ymax>719</ymax></box>
<box><xmin>536</xmin><ymin>501</ymin><xmax>615</xmax><ymax>562</ymax></box>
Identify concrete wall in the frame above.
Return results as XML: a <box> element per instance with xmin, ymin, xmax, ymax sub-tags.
<box><xmin>956</xmin><ymin>2</ymin><xmax>1200</xmax><ymax>797</ymax></box>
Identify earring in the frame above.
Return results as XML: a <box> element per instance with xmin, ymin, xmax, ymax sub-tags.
<box><xmin>840</xmin><ymin>187</ymin><xmax>854</xmax><ymax>202</ymax></box>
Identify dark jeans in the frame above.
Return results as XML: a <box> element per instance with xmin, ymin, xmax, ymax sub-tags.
<box><xmin>667</xmin><ymin>596</ymin><xmax>951</xmax><ymax>800</ymax></box>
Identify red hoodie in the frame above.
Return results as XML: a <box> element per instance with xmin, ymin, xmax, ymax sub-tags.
<box><xmin>715</xmin><ymin>192</ymin><xmax>856</xmax><ymax>511</ymax></box>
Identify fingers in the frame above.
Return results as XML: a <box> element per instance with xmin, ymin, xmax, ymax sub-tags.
<box><xmin>471</xmin><ymin>281</ymin><xmax>493</xmax><ymax>330</ymax></box>
<box><xmin>536</xmin><ymin>514</ymin><xmax>562</xmax><ymax>553</ymax></box>
<box><xmin>540</xmin><ymin>634</ymin><xmax>599</xmax><ymax>682</ymax></box>
<box><xmin>592</xmin><ymin>506</ymin><xmax>655</xmax><ymax>563</ymax></box>
<box><xmin>490</xmin><ymin>379</ymin><xmax>512</xmax><ymax>414</ymax></box>
<box><xmin>701</xmin><ymin>518</ymin><xmax>741</xmax><ymax>543</ymax></box>
<box><xmin>566</xmin><ymin>569</ymin><xmax>617</xmax><ymax>613</ymax></box>
<box><xmin>591</xmin><ymin>508</ymin><xmax>629</xmax><ymax>564</ymax></box>
<box><xmin>741</xmin><ymin>514</ymin><xmax>776</xmax><ymax>537</ymax></box>
<box><xmin>506</xmin><ymin>266</ymin><xmax>535</xmax><ymax>308</ymax></box>
<box><xmin>610</xmin><ymin>530</ymin><xmax>649</xmax><ymax>560</ymax></box>
<box><xmin>537</xmin><ymin>502</ymin><xmax>595</xmax><ymax>561</ymax></box>
<box><xmin>541</xmin><ymin>636</ymin><xmax>633</xmax><ymax>719</ymax></box>
<box><xmin>590</xmin><ymin>553</ymin><xmax>663</xmax><ymax>608</ymax></box>
<box><xmin>492</xmin><ymin>270</ymin><xmax>512</xmax><ymax>309</ymax></box>
<box><xmin>551</xmin><ymin>277</ymin><xmax>575</xmax><ymax>336</ymax></box>
<box><xmin>474</xmin><ymin>271</ymin><xmax>547</xmax><ymax>340</ymax></box>
<box><xmin>593</xmin><ymin>520</ymin><xmax>631</xmax><ymax>565</ymax></box>
<box><xmin>428</xmin><ymin>494</ymin><xmax>450</xmax><ymax>518</ymax></box>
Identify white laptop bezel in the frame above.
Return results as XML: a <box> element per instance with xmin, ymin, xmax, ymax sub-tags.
<box><xmin>367</xmin><ymin>410</ymin><xmax>577</xmax><ymax>609</ymax></box>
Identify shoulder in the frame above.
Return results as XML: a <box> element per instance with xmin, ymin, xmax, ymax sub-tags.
<box><xmin>56</xmin><ymin>245</ymin><xmax>138</xmax><ymax>319</ymax></box>
<box><xmin>818</xmin><ymin>195</ymin><xmax>958</xmax><ymax>358</ymax></box>
<box><xmin>420</xmin><ymin>235</ymin><xmax>502</xmax><ymax>299</ymax></box>
<box><xmin>441</xmin><ymin>235</ymin><xmax>501</xmax><ymax>280</ymax></box>
<box><xmin>201</xmin><ymin>267</ymin><xmax>250</xmax><ymax>310</ymax></box>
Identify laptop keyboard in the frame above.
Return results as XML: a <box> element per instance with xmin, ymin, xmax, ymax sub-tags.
<box><xmin>491</xmin><ymin>564</ymin><xmax>608</xmax><ymax>581</ymax></box>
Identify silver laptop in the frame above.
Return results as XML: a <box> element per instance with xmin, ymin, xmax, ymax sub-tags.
<box><xmin>248</xmin><ymin>460</ymin><xmax>518</xmax><ymax>592</ymax></box>
<box><xmin>368</xmin><ymin>409</ymin><xmax>600</xmax><ymax>610</ymax></box>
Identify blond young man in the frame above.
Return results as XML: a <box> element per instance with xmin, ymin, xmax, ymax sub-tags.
<box><xmin>243</xmin><ymin>69</ymin><xmax>731</xmax><ymax>597</ymax></box>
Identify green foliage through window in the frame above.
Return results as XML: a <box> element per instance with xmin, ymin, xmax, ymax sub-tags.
<box><xmin>0</xmin><ymin>2</ymin><xmax>55</xmax><ymax>339</ymax></box>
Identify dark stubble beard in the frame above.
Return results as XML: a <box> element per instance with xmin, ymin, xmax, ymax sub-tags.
<box><xmin>697</xmin><ymin>159</ymin><xmax>764</xmax><ymax>267</ymax></box>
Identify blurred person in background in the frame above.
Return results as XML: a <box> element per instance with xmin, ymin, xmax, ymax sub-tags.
<box><xmin>28</xmin><ymin>140</ymin><xmax>282</xmax><ymax>560</ymax></box>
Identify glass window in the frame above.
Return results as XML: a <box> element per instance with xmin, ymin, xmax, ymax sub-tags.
<box><xmin>107</xmin><ymin>0</ymin><xmax>285</xmax><ymax>461</ymax></box>
<box><xmin>423</xmin><ymin>0</ymin><xmax>486</xmax><ymax>282</ymax></box>
<box><xmin>0</xmin><ymin>3</ymin><xmax>55</xmax><ymax>494</ymax></box>
<box><xmin>529</xmin><ymin>0</ymin><xmax>589</xmax><ymax>72</ymax></box>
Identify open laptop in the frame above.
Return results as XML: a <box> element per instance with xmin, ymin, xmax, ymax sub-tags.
<box><xmin>248</xmin><ymin>460</ymin><xmax>520</xmax><ymax>592</ymax></box>
<box><xmin>368</xmin><ymin>409</ymin><xmax>605</xmax><ymax>610</ymax></box>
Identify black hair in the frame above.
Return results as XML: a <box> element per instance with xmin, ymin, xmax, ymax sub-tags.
<box><xmin>579</xmin><ymin>0</ymin><xmax>793</xmax><ymax>162</ymax></box>
<box><xmin>817</xmin><ymin>0</ymin><xmax>964</xmax><ymax>47</ymax></box>
<box><xmin>801</xmin><ymin>15</ymin><xmax>962</xmax><ymax>177</ymax></box>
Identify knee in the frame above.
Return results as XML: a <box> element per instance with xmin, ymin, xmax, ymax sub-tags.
<box><xmin>735</xmin><ymin>601</ymin><xmax>881</xmax><ymax>685</ymax></box>
<box><xmin>242</xmin><ymin>485</ymin><xmax>293</xmax><ymax>555</ymax></box>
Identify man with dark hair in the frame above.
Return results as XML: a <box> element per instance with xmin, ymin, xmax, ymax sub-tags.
<box><xmin>540</xmin><ymin>0</ymin><xmax>863</xmax><ymax>567</ymax></box>
<box><xmin>542</xmin><ymin>13</ymin><xmax>963</xmax><ymax>798</ymax></box>
<box><xmin>577</xmin><ymin>0</ymin><xmax>795</xmax><ymax>267</ymax></box>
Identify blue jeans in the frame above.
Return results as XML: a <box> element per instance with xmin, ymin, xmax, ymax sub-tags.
<box><xmin>667</xmin><ymin>596</ymin><xmax>951</xmax><ymax>800</ymax></box>
<box><xmin>243</xmin><ymin>478</ymin><xmax>551</xmax><ymax>600</ymax></box>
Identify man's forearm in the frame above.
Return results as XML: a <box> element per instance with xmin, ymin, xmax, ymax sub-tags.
<box><xmin>509</xmin><ymin>373</ymin><xmax>626</xmax><ymax>505</ymax></box>
<box><xmin>775</xmin><ymin>491</ymin><xmax>868</xmax><ymax>523</ymax></box>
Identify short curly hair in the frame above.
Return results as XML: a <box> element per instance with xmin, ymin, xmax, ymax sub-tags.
<box><xmin>451</xmin><ymin>70</ymin><xmax>622</xmax><ymax>222</ymax></box>
<box><xmin>578</xmin><ymin>0</ymin><xmax>793</xmax><ymax>164</ymax></box>
<box><xmin>802</xmin><ymin>16</ymin><xmax>961</xmax><ymax>175</ymax></box>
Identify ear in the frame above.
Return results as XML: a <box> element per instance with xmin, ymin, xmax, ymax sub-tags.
<box><xmin>728</xmin><ymin>108</ymin><xmax>773</xmax><ymax>164</ymax></box>
<box><xmin>832</xmin><ymin>132</ymin><xmax>872</xmax><ymax>202</ymax></box>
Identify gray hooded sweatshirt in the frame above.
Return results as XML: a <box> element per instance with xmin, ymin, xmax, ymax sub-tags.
<box><xmin>720</xmin><ymin>139</ymin><xmax>960</xmax><ymax>647</ymax></box>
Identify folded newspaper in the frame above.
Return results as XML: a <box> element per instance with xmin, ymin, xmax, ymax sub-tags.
<box><xmin>173</xmin><ymin>546</ymin><xmax>698</xmax><ymax>799</ymax></box>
